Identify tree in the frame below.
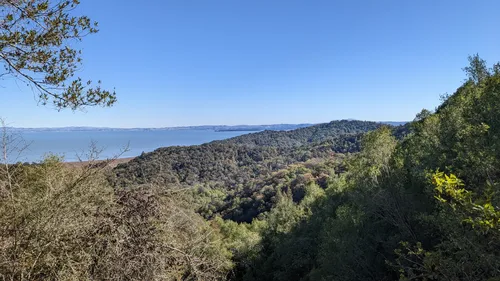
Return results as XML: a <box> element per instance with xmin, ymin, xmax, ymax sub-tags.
<box><xmin>0</xmin><ymin>0</ymin><xmax>116</xmax><ymax>110</ymax></box>
<box><xmin>463</xmin><ymin>54</ymin><xmax>490</xmax><ymax>84</ymax></box>
<box><xmin>414</xmin><ymin>109</ymin><xmax>432</xmax><ymax>122</ymax></box>
<box><xmin>493</xmin><ymin>62</ymin><xmax>500</xmax><ymax>76</ymax></box>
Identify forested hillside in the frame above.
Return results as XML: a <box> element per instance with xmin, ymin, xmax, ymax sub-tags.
<box><xmin>112</xmin><ymin>120</ymin><xmax>382</xmax><ymax>185</ymax></box>
<box><xmin>229</xmin><ymin>55</ymin><xmax>500</xmax><ymax>280</ymax></box>
<box><xmin>2</xmin><ymin>56</ymin><xmax>500</xmax><ymax>280</ymax></box>
<box><xmin>111</xmin><ymin>120</ymin><xmax>383</xmax><ymax>222</ymax></box>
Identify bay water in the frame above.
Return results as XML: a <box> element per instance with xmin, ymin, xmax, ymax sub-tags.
<box><xmin>7</xmin><ymin>130</ymin><xmax>249</xmax><ymax>163</ymax></box>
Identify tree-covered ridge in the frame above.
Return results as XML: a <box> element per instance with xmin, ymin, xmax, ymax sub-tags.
<box><xmin>224</xmin><ymin>120</ymin><xmax>383</xmax><ymax>147</ymax></box>
<box><xmin>111</xmin><ymin>120</ymin><xmax>382</xmax><ymax>188</ymax></box>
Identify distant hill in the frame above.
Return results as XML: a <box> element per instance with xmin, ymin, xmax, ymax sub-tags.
<box><xmin>223</xmin><ymin>120</ymin><xmax>386</xmax><ymax>147</ymax></box>
<box><xmin>379</xmin><ymin>121</ymin><xmax>408</xmax><ymax>126</ymax></box>
<box><xmin>111</xmin><ymin>120</ymin><xmax>385</xmax><ymax>188</ymax></box>
<box><xmin>345</xmin><ymin>119</ymin><xmax>408</xmax><ymax>127</ymax></box>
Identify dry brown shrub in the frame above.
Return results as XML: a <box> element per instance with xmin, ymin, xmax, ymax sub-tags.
<box><xmin>0</xmin><ymin>132</ymin><xmax>232</xmax><ymax>281</ymax></box>
<box><xmin>0</xmin><ymin>156</ymin><xmax>116</xmax><ymax>280</ymax></box>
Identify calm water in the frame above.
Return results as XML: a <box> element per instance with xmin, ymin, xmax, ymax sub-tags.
<box><xmin>8</xmin><ymin>130</ymin><xmax>249</xmax><ymax>163</ymax></box>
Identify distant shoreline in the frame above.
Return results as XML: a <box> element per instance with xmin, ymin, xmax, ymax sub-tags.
<box><xmin>5</xmin><ymin>121</ymin><xmax>406</xmax><ymax>133</ymax></box>
<box><xmin>215</xmin><ymin>129</ymin><xmax>262</xmax><ymax>132</ymax></box>
<box><xmin>64</xmin><ymin>157</ymin><xmax>135</xmax><ymax>168</ymax></box>
<box><xmin>6</xmin><ymin>123</ymin><xmax>316</xmax><ymax>132</ymax></box>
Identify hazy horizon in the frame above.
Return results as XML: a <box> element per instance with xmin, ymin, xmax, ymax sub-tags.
<box><xmin>5</xmin><ymin>119</ymin><xmax>407</xmax><ymax>129</ymax></box>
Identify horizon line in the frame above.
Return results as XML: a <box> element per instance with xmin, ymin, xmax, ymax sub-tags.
<box><xmin>5</xmin><ymin>119</ymin><xmax>408</xmax><ymax>130</ymax></box>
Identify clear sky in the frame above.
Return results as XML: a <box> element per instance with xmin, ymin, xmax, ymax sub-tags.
<box><xmin>1</xmin><ymin>0</ymin><xmax>499</xmax><ymax>128</ymax></box>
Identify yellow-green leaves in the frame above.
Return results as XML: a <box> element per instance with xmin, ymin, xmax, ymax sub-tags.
<box><xmin>432</xmin><ymin>171</ymin><xmax>469</xmax><ymax>209</ymax></box>
<box><xmin>432</xmin><ymin>171</ymin><xmax>500</xmax><ymax>234</ymax></box>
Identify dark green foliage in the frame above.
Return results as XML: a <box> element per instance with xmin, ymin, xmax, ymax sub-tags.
<box><xmin>225</xmin><ymin>120</ymin><xmax>384</xmax><ymax>148</ymax></box>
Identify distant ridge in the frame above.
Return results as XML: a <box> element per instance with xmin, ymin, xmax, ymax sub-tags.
<box><xmin>111</xmin><ymin>119</ymin><xmax>385</xmax><ymax>188</ymax></box>
<box><xmin>379</xmin><ymin>121</ymin><xmax>408</xmax><ymax>126</ymax></box>
<box><xmin>5</xmin><ymin>124</ymin><xmax>315</xmax><ymax>133</ymax></box>
<box><xmin>6</xmin><ymin>120</ymin><xmax>407</xmax><ymax>133</ymax></box>
<box><xmin>346</xmin><ymin>119</ymin><xmax>408</xmax><ymax>126</ymax></box>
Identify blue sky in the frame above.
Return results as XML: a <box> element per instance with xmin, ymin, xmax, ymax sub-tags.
<box><xmin>1</xmin><ymin>0</ymin><xmax>499</xmax><ymax>128</ymax></box>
